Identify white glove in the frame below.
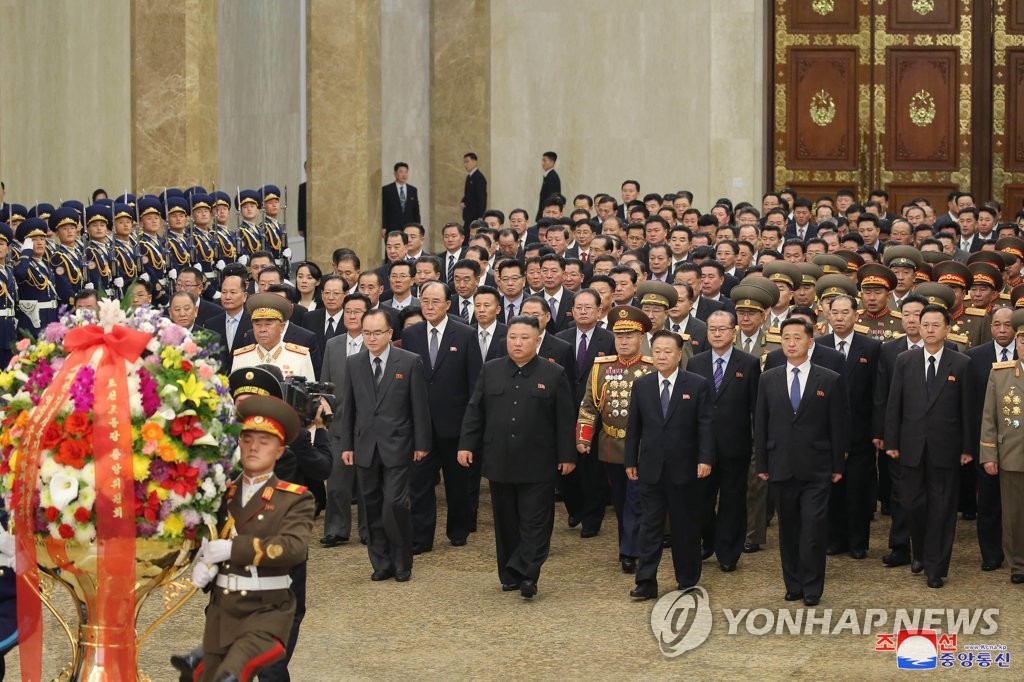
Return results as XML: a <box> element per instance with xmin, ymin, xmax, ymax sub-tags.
<box><xmin>216</xmin><ymin>259</ymin><xmax>226</xmax><ymax>271</ymax></box>
<box><xmin>238</xmin><ymin>255</ymin><xmax>249</xmax><ymax>266</ymax></box>
<box><xmin>191</xmin><ymin>560</ymin><xmax>218</xmax><ymax>589</ymax></box>
<box><xmin>213</xmin><ymin>291</ymin><xmax>222</xmax><ymax>300</ymax></box>
<box><xmin>283</xmin><ymin>248</ymin><xmax>292</xmax><ymax>259</ymax></box>
<box><xmin>169</xmin><ymin>268</ymin><xmax>178</xmax><ymax>280</ymax></box>
<box><xmin>0</xmin><ymin>530</ymin><xmax>15</xmax><ymax>570</ymax></box>
<box><xmin>204</xmin><ymin>538</ymin><xmax>232</xmax><ymax>563</ymax></box>
<box><xmin>113</xmin><ymin>277</ymin><xmax>125</xmax><ymax>289</ymax></box>
<box><xmin>84</xmin><ymin>283</ymin><xmax>95</xmax><ymax>290</ymax></box>
<box><xmin>139</xmin><ymin>273</ymin><xmax>151</xmax><ymax>283</ymax></box>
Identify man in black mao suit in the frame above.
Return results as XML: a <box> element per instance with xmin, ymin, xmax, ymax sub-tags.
<box><xmin>689</xmin><ymin>310</ymin><xmax>761</xmax><ymax>571</ymax></box>
<box><xmin>458</xmin><ymin>316</ymin><xmax>577</xmax><ymax>599</ymax></box>
<box><xmin>625</xmin><ymin>331</ymin><xmax>715</xmax><ymax>598</ymax></box>
<box><xmin>381</xmin><ymin>162</ymin><xmax>421</xmax><ymax>237</ymax></box>
<box><xmin>539</xmin><ymin>152</ymin><xmax>561</xmax><ymax>218</ymax></box>
<box><xmin>339</xmin><ymin>310</ymin><xmax>431</xmax><ymax>582</ymax></box>
<box><xmin>884</xmin><ymin>305</ymin><xmax>973</xmax><ymax>588</ymax></box>
<box><xmin>401</xmin><ymin>282</ymin><xmax>483</xmax><ymax>551</ymax></box>
<box><xmin>814</xmin><ymin>294</ymin><xmax>881</xmax><ymax>558</ymax></box>
<box><xmin>460</xmin><ymin>153</ymin><xmax>487</xmax><ymax>230</ymax></box>
<box><xmin>755</xmin><ymin>318</ymin><xmax>848</xmax><ymax>606</ymax></box>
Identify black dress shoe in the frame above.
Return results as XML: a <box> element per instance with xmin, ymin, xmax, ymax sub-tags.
<box><xmin>850</xmin><ymin>549</ymin><xmax>867</xmax><ymax>560</ymax></box>
<box><xmin>620</xmin><ymin>557</ymin><xmax>637</xmax><ymax>574</ymax></box>
<box><xmin>501</xmin><ymin>582</ymin><xmax>521</xmax><ymax>592</ymax></box>
<box><xmin>719</xmin><ymin>562</ymin><xmax>737</xmax><ymax>572</ymax></box>
<box><xmin>371</xmin><ymin>569</ymin><xmax>394</xmax><ymax>581</ymax></box>
<box><xmin>962</xmin><ymin>512</ymin><xmax>977</xmax><ymax>521</ymax></box>
<box><xmin>927</xmin><ymin>577</ymin><xmax>944</xmax><ymax>588</ymax></box>
<box><xmin>412</xmin><ymin>546</ymin><xmax>432</xmax><ymax>556</ymax></box>
<box><xmin>1011</xmin><ymin>574</ymin><xmax>1024</xmax><ymax>584</ymax></box>
<box><xmin>629</xmin><ymin>583</ymin><xmax>658</xmax><ymax>600</ymax></box>
<box><xmin>395</xmin><ymin>570</ymin><xmax>411</xmax><ymax>582</ymax></box>
<box><xmin>450</xmin><ymin>537</ymin><xmax>467</xmax><ymax>547</ymax></box>
<box><xmin>360</xmin><ymin>536</ymin><xmax>368</xmax><ymax>545</ymax></box>
<box><xmin>743</xmin><ymin>543</ymin><xmax>760</xmax><ymax>553</ymax></box>
<box><xmin>882</xmin><ymin>552</ymin><xmax>910</xmax><ymax>567</ymax></box>
<box><xmin>215</xmin><ymin>675</ymin><xmax>240</xmax><ymax>682</ymax></box>
<box><xmin>911</xmin><ymin>560</ymin><xmax>924</xmax><ymax>574</ymax></box>
<box><xmin>784</xmin><ymin>591</ymin><xmax>803</xmax><ymax>601</ymax></box>
<box><xmin>319</xmin><ymin>534</ymin><xmax>348</xmax><ymax>548</ymax></box>
<box><xmin>981</xmin><ymin>560</ymin><xmax>1003</xmax><ymax>571</ymax></box>
<box><xmin>469</xmin><ymin>521</ymin><xmax>478</xmax><ymax>533</ymax></box>
<box><xmin>580</xmin><ymin>529</ymin><xmax>599</xmax><ymax>539</ymax></box>
<box><xmin>701</xmin><ymin>546</ymin><xmax>715</xmax><ymax>561</ymax></box>
<box><xmin>520</xmin><ymin>580</ymin><xmax>538</xmax><ymax>599</ymax></box>
<box><xmin>803</xmin><ymin>595</ymin><xmax>820</xmax><ymax>606</ymax></box>
<box><xmin>567</xmin><ymin>515</ymin><xmax>581</xmax><ymax>528</ymax></box>
<box><xmin>826</xmin><ymin>544</ymin><xmax>848</xmax><ymax>556</ymax></box>
<box><xmin>662</xmin><ymin>536</ymin><xmax>672</xmax><ymax>548</ymax></box>
<box><xmin>170</xmin><ymin>648</ymin><xmax>204</xmax><ymax>680</ymax></box>
<box><xmin>880</xmin><ymin>502</ymin><xmax>891</xmax><ymax>516</ymax></box>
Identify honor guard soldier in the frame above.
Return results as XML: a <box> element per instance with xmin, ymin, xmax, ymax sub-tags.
<box><xmin>190</xmin><ymin>395</ymin><xmax>314</xmax><ymax>682</ymax></box>
<box><xmin>1</xmin><ymin>204</ymin><xmax>27</xmax><ymax>267</ymax></box>
<box><xmin>136</xmin><ymin>196</ymin><xmax>170</xmax><ymax>306</ymax></box>
<box><xmin>997</xmin><ymin>236</ymin><xmax>1024</xmax><ymax>296</ymax></box>
<box><xmin>191</xmin><ymin>194</ymin><xmax>221</xmax><ymax>300</ymax></box>
<box><xmin>883</xmin><ymin>245</ymin><xmax>924</xmax><ymax>310</ymax></box>
<box><xmin>0</xmin><ymin>224</ymin><xmax>18</xmax><ymax>368</ymax></box>
<box><xmin>28</xmin><ymin>204</ymin><xmax>57</xmax><ymax>261</ymax></box>
<box><xmin>210</xmin><ymin>192</ymin><xmax>238</xmax><ymax>270</ymax></box>
<box><xmin>815</xmin><ymin>274</ymin><xmax>864</xmax><ymax>337</ymax></box>
<box><xmin>260</xmin><ymin>185</ymin><xmax>290</xmax><ymax>271</ymax></box>
<box><xmin>235</xmin><ymin>190</ymin><xmax>264</xmax><ymax>267</ymax></box>
<box><xmin>47</xmin><ymin>207</ymin><xmax>84</xmax><ymax>308</ymax></box>
<box><xmin>732</xmin><ymin>279</ymin><xmax>781</xmax><ymax>368</ymax></box>
<box><xmin>761</xmin><ymin>262</ymin><xmax>801</xmax><ymax>332</ymax></box>
<box><xmin>13</xmin><ymin>218</ymin><xmax>57</xmax><ymax>337</ymax></box>
<box><xmin>109</xmin><ymin>203</ymin><xmax>139</xmax><ymax>299</ymax></box>
<box><xmin>83</xmin><ymin>204</ymin><xmax>114</xmax><ymax>293</ymax></box>
<box><xmin>856</xmin><ymin>263</ymin><xmax>902</xmax><ymax>341</ymax></box>
<box><xmin>934</xmin><ymin>260</ymin><xmax>989</xmax><ymax>349</ymax></box>
<box><xmin>575</xmin><ymin>306</ymin><xmax>655</xmax><ymax>574</ymax></box>
<box><xmin>233</xmin><ymin>293</ymin><xmax>316</xmax><ymax>379</ymax></box>
<box><xmin>979</xmin><ymin>308</ymin><xmax>1024</xmax><ymax>585</ymax></box>
<box><xmin>165</xmin><ymin>196</ymin><xmax>193</xmax><ymax>280</ymax></box>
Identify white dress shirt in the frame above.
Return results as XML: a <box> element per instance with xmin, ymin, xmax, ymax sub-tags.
<box><xmin>657</xmin><ymin>368</ymin><xmax>680</xmax><ymax>398</ymax></box>
<box><xmin>833</xmin><ymin>331</ymin><xmax>855</xmax><ymax>358</ymax></box>
<box><xmin>786</xmin><ymin>357</ymin><xmax>813</xmax><ymax>401</ymax></box>
<box><xmin>924</xmin><ymin>346</ymin><xmax>944</xmax><ymax>381</ymax></box>
<box><xmin>346</xmin><ymin>333</ymin><xmax>364</xmax><ymax>356</ymax></box>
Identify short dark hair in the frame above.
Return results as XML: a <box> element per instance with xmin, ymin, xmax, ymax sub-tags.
<box><xmin>362</xmin><ymin>309</ymin><xmax>392</xmax><ymax>329</ymax></box>
<box><xmin>651</xmin><ymin>329</ymin><xmax>684</xmax><ymax>350</ymax></box>
<box><xmin>343</xmin><ymin>292</ymin><xmax>372</xmax><ymax>310</ymax></box>
<box><xmin>266</xmin><ymin>282</ymin><xmax>300</xmax><ymax>304</ymax></box>
<box><xmin>386</xmin><ymin>230</ymin><xmax>409</xmax><ymax>245</ymax></box>
<box><xmin>394</xmin><ymin>162</ymin><xmax>409</xmax><ymax>172</ymax></box>
<box><xmin>416</xmin><ymin>255</ymin><xmax>442</xmax><ymax>276</ymax></box>
<box><xmin>921</xmin><ymin>304</ymin><xmax>951</xmax><ymax>325</ymax></box>
<box><xmin>779</xmin><ymin>317</ymin><xmax>813</xmax><ymax>336</ymax></box>
<box><xmin>508</xmin><ymin>314</ymin><xmax>540</xmax><ymax>331</ymax></box>
<box><xmin>543</xmin><ymin>151</ymin><xmax>557</xmax><ymax>162</ymax></box>
<box><xmin>474</xmin><ymin>284</ymin><xmax>501</xmax><ymax>305</ymax></box>
<box><xmin>453</xmin><ymin>258</ymin><xmax>481</xmax><ymax>277</ymax></box>
<box><xmin>389</xmin><ymin>260</ymin><xmax>414</xmax><ymax>277</ymax></box>
<box><xmin>403</xmin><ymin>222</ymin><xmax>426</xmax><ymax>236</ymax></box>
<box><xmin>464</xmin><ymin>152</ymin><xmax>478</xmax><ymax>161</ymax></box>
<box><xmin>899</xmin><ymin>293</ymin><xmax>929</xmax><ymax>310</ymax></box>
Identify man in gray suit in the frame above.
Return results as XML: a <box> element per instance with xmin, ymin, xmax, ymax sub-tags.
<box><xmin>339</xmin><ymin>309</ymin><xmax>431</xmax><ymax>582</ymax></box>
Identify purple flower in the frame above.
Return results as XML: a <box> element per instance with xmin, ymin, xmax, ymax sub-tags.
<box><xmin>26</xmin><ymin>359</ymin><xmax>56</xmax><ymax>404</ymax></box>
<box><xmin>149</xmin><ymin>459</ymin><xmax>170</xmax><ymax>481</ymax></box>
<box><xmin>136</xmin><ymin>367</ymin><xmax>161</xmax><ymax>417</ymax></box>
<box><xmin>159</xmin><ymin>499</ymin><xmax>173</xmax><ymax>520</ymax></box>
<box><xmin>136</xmin><ymin>520</ymin><xmax>158</xmax><ymax>536</ymax></box>
<box><xmin>159</xmin><ymin>324</ymin><xmax>187</xmax><ymax>348</ymax></box>
<box><xmin>181</xmin><ymin>509</ymin><xmax>201</xmax><ymax>527</ymax></box>
<box><xmin>41</xmin><ymin>321</ymin><xmax>70</xmax><ymax>344</ymax></box>
<box><xmin>191</xmin><ymin>460</ymin><xmax>209</xmax><ymax>478</ymax></box>
<box><xmin>69</xmin><ymin>366</ymin><xmax>96</xmax><ymax>412</ymax></box>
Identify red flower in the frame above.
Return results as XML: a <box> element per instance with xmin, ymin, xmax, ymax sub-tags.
<box><xmin>135</xmin><ymin>490</ymin><xmax>161</xmax><ymax>523</ymax></box>
<box><xmin>63</xmin><ymin>412</ymin><xmax>92</xmax><ymax>437</ymax></box>
<box><xmin>169</xmin><ymin>416</ymin><xmax>205</xmax><ymax>447</ymax></box>
<box><xmin>161</xmin><ymin>462</ymin><xmax>199</xmax><ymax>497</ymax></box>
<box><xmin>44</xmin><ymin>506</ymin><xmax>59</xmax><ymax>522</ymax></box>
<box><xmin>55</xmin><ymin>438</ymin><xmax>89</xmax><ymax>469</ymax></box>
<box><xmin>74</xmin><ymin>507</ymin><xmax>91</xmax><ymax>523</ymax></box>
<box><xmin>181</xmin><ymin>360</ymin><xmax>193</xmax><ymax>372</ymax></box>
<box><xmin>58</xmin><ymin>524</ymin><xmax>75</xmax><ymax>539</ymax></box>
<box><xmin>40</xmin><ymin>422</ymin><xmax>64</xmax><ymax>450</ymax></box>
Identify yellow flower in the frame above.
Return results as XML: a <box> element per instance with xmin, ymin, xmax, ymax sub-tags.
<box><xmin>163</xmin><ymin>513</ymin><xmax>185</xmax><ymax>537</ymax></box>
<box><xmin>0</xmin><ymin>372</ymin><xmax>13</xmax><ymax>390</ymax></box>
<box><xmin>160</xmin><ymin>347</ymin><xmax>182</xmax><ymax>369</ymax></box>
<box><xmin>177</xmin><ymin>374</ymin><xmax>211</xmax><ymax>407</ymax></box>
<box><xmin>132</xmin><ymin>454</ymin><xmax>151</xmax><ymax>481</ymax></box>
<box><xmin>148</xmin><ymin>481</ymin><xmax>170</xmax><ymax>501</ymax></box>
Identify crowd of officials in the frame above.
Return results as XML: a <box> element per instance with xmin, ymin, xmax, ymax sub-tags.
<box><xmin>3</xmin><ymin>165</ymin><xmax>1024</xmax><ymax>679</ymax></box>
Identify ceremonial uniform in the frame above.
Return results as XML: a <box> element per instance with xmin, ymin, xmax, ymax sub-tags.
<box><xmin>949</xmin><ymin>305</ymin><xmax>990</xmax><ymax>350</ymax></box>
<box><xmin>13</xmin><ymin>219</ymin><xmax>58</xmax><ymax>336</ymax></box>
<box><xmin>0</xmin><ymin>224</ymin><xmax>18</xmax><ymax>369</ymax></box>
<box><xmin>111</xmin><ymin>238</ymin><xmax>139</xmax><ymax>299</ymax></box>
<box><xmin>733</xmin><ymin>327</ymin><xmax>780</xmax><ymax>369</ymax></box>
<box><xmin>48</xmin><ymin>242</ymin><xmax>84</xmax><ymax>308</ymax></box>
<box><xmin>857</xmin><ymin>263</ymin><xmax>903</xmax><ymax>342</ymax></box>
<box><xmin>232</xmin><ymin>342</ymin><xmax>315</xmax><ymax>380</ymax></box>
<box><xmin>166</xmin><ymin>230</ymin><xmax>193</xmax><ymax>279</ymax></box>
<box><xmin>139</xmin><ymin>233</ymin><xmax>170</xmax><ymax>305</ymax></box>
<box><xmin>236</xmin><ymin>220</ymin><xmax>264</xmax><ymax>266</ymax></box>
<box><xmin>261</xmin><ymin>185</ymin><xmax>289</xmax><ymax>270</ymax></box>
<box><xmin>84</xmin><ymin>238</ymin><xmax>114</xmax><ymax>293</ymax></box>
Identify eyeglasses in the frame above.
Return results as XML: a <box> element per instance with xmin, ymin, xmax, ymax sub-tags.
<box><xmin>707</xmin><ymin>327</ymin><xmax>734</xmax><ymax>334</ymax></box>
<box><xmin>573</xmin><ymin>305</ymin><xmax>596</xmax><ymax>313</ymax></box>
<box><xmin>363</xmin><ymin>330</ymin><xmax>392</xmax><ymax>338</ymax></box>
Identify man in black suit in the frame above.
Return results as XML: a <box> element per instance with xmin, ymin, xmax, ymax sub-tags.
<box><xmin>763</xmin><ymin>307</ymin><xmax>846</xmax><ymax>374</ymax></box>
<box><xmin>755</xmin><ymin>318</ymin><xmax>848</xmax><ymax>606</ymax></box>
<box><xmin>460</xmin><ymin>152</ymin><xmax>487</xmax><ymax>230</ymax></box>
<box><xmin>401</xmin><ymin>281</ymin><xmax>482</xmax><ymax>552</ymax></box>
<box><xmin>689</xmin><ymin>311</ymin><xmax>761</xmax><ymax>572</ymax></box>
<box><xmin>339</xmin><ymin>310</ymin><xmax>431</xmax><ymax>582</ymax></box>
<box><xmin>521</xmin><ymin>296</ymin><xmax>573</xmax><ymax>372</ymax></box>
<box><xmin>381</xmin><ymin>162</ymin><xmax>421</xmax><ymax>238</ymax></box>
<box><xmin>472</xmin><ymin>285</ymin><xmax>508</xmax><ymax>362</ymax></box>
<box><xmin>785</xmin><ymin>198</ymin><xmax>819</xmax><ymax>242</ymax></box>
<box><xmin>538</xmin><ymin>253</ymin><xmax>576</xmax><ymax>333</ymax></box>
<box><xmin>176</xmin><ymin>267</ymin><xmax>223</xmax><ymax>323</ymax></box>
<box><xmin>884</xmin><ymin>305</ymin><xmax>973</xmax><ymax>588</ymax></box>
<box><xmin>815</xmin><ymin>294</ymin><xmax>881</xmax><ymax>559</ymax></box>
<box><xmin>538</xmin><ymin>151</ymin><xmax>561</xmax><ymax>218</ymax></box>
<box><xmin>625</xmin><ymin>331</ymin><xmax>714</xmax><ymax>599</ymax></box>
<box><xmin>458</xmin><ymin>316</ymin><xmax>577</xmax><ymax>599</ymax></box>
<box><xmin>301</xmin><ymin>274</ymin><xmax>346</xmax><ymax>354</ymax></box>
<box><xmin>965</xmin><ymin>306</ymin><xmax>1016</xmax><ymax>571</ymax></box>
<box><xmin>205</xmin><ymin>272</ymin><xmax>252</xmax><ymax>373</ymax></box>
<box><xmin>555</xmin><ymin>289</ymin><xmax>616</xmax><ymax>536</ymax></box>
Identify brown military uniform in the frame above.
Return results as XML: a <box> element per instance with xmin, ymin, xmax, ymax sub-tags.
<box><xmin>733</xmin><ymin>328</ymin><xmax>780</xmax><ymax>369</ymax></box>
<box><xmin>200</xmin><ymin>475</ymin><xmax>315</xmax><ymax>681</ymax></box>
<box><xmin>856</xmin><ymin>307</ymin><xmax>903</xmax><ymax>342</ymax></box>
<box><xmin>577</xmin><ymin>354</ymin><xmax>655</xmax><ymax>464</ymax></box>
<box><xmin>979</xmin><ymin>361</ymin><xmax>1024</xmax><ymax>577</ymax></box>
<box><xmin>950</xmin><ymin>305</ymin><xmax>990</xmax><ymax>350</ymax></box>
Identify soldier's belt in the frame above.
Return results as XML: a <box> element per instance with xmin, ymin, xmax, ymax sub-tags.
<box><xmin>205</xmin><ymin>272</ymin><xmax>218</xmax><ymax>280</ymax></box>
<box><xmin>602</xmin><ymin>423</ymin><xmax>626</xmax><ymax>439</ymax></box>
<box><xmin>214</xmin><ymin>573</ymin><xmax>292</xmax><ymax>592</ymax></box>
<box><xmin>0</xmin><ymin>309</ymin><xmax>12</xmax><ymax>318</ymax></box>
<box><xmin>36</xmin><ymin>301</ymin><xmax>56</xmax><ymax>310</ymax></box>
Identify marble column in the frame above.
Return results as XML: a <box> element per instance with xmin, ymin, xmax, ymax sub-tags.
<box><xmin>130</xmin><ymin>0</ymin><xmax>219</xmax><ymax>192</ymax></box>
<box><xmin>430</xmin><ymin>0</ymin><xmax>491</xmax><ymax>230</ymax></box>
<box><xmin>306</xmin><ymin>0</ymin><xmax>382</xmax><ymax>269</ymax></box>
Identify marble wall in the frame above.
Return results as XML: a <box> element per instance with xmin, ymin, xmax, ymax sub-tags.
<box><xmin>0</xmin><ymin>0</ymin><xmax>132</xmax><ymax>205</ymax></box>
<box><xmin>486</xmin><ymin>0</ymin><xmax>766</xmax><ymax>215</ymax></box>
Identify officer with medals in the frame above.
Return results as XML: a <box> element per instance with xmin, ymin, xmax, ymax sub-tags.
<box><xmin>996</xmin><ymin>236</ymin><xmax>1024</xmax><ymax>297</ymax></box>
<box><xmin>260</xmin><ymin>185</ymin><xmax>290</xmax><ymax>271</ymax></box>
<box><xmin>47</xmin><ymin>207</ymin><xmax>84</xmax><ymax>308</ymax></box>
<box><xmin>110</xmin><ymin>203</ymin><xmax>139</xmax><ymax>299</ymax></box>
<box><xmin>637</xmin><ymin>281</ymin><xmax>687</xmax><ymax>360</ymax></box>
<box><xmin>761</xmin><ymin>261</ymin><xmax>801</xmax><ymax>333</ymax></box>
<box><xmin>732</xmin><ymin>278</ymin><xmax>781</xmax><ymax>368</ymax></box>
<box><xmin>210</xmin><ymin>192</ymin><xmax>238</xmax><ymax>272</ymax></box>
<box><xmin>979</xmin><ymin>308</ymin><xmax>1024</xmax><ymax>585</ymax></box>
<box><xmin>793</xmin><ymin>262</ymin><xmax>823</xmax><ymax>311</ymax></box>
<box><xmin>856</xmin><ymin>263</ymin><xmax>903</xmax><ymax>341</ymax></box>
<box><xmin>883</xmin><ymin>245</ymin><xmax>924</xmax><ymax>310</ymax></box>
<box><xmin>189</xmin><ymin>394</ymin><xmax>314</xmax><ymax>682</ymax></box>
<box><xmin>191</xmin><ymin>194</ymin><xmax>221</xmax><ymax>301</ymax></box>
<box><xmin>575</xmin><ymin>306</ymin><xmax>655</xmax><ymax>574</ymax></box>
<box><xmin>235</xmin><ymin>190</ymin><xmax>265</xmax><ymax>267</ymax></box>
<box><xmin>967</xmin><ymin>252</ymin><xmax>1008</xmax><ymax>316</ymax></box>
<box><xmin>0</xmin><ymin>224</ymin><xmax>18</xmax><ymax>369</ymax></box>
<box><xmin>13</xmin><ymin>218</ymin><xmax>57</xmax><ymax>337</ymax></box>
<box><xmin>834</xmin><ymin>249</ymin><xmax>865</xmax><ymax>285</ymax></box>
<box><xmin>232</xmin><ymin>293</ymin><xmax>316</xmax><ymax>379</ymax></box>
<box><xmin>812</xmin><ymin>256</ymin><xmax>852</xmax><ymax>335</ymax></box>
<box><xmin>83</xmin><ymin>204</ymin><xmax>114</xmax><ymax>293</ymax></box>
<box><xmin>165</xmin><ymin>195</ymin><xmax>193</xmax><ymax>280</ymax></box>
<box><xmin>137</xmin><ymin>196</ymin><xmax>170</xmax><ymax>307</ymax></box>
<box><xmin>933</xmin><ymin>260</ymin><xmax>988</xmax><ymax>349</ymax></box>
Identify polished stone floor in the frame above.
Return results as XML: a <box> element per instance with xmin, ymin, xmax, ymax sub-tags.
<box><xmin>9</xmin><ymin>489</ymin><xmax>1024</xmax><ymax>680</ymax></box>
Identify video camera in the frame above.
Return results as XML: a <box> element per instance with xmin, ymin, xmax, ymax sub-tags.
<box><xmin>282</xmin><ymin>376</ymin><xmax>336</xmax><ymax>427</ymax></box>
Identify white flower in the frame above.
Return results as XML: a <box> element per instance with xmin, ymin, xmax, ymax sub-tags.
<box><xmin>212</xmin><ymin>464</ymin><xmax>226</xmax><ymax>487</ymax></box>
<box><xmin>39</xmin><ymin>457</ymin><xmax>61</xmax><ymax>482</ymax></box>
<box><xmin>79</xmin><ymin>462</ymin><xmax>95</xmax><ymax>484</ymax></box>
<box><xmin>75</xmin><ymin>525</ymin><xmax>97</xmax><ymax>544</ymax></box>
<box><xmin>97</xmin><ymin>299</ymin><xmax>126</xmax><ymax>332</ymax></box>
<box><xmin>192</xmin><ymin>433</ymin><xmax>219</xmax><ymax>447</ymax></box>
<box><xmin>201</xmin><ymin>479</ymin><xmax>217</xmax><ymax>499</ymax></box>
<box><xmin>49</xmin><ymin>472</ymin><xmax>80</xmax><ymax>510</ymax></box>
<box><xmin>156</xmin><ymin>406</ymin><xmax>176</xmax><ymax>421</ymax></box>
<box><xmin>146</xmin><ymin>339</ymin><xmax>161</xmax><ymax>355</ymax></box>
<box><xmin>77</xmin><ymin>486</ymin><xmax>96</xmax><ymax>510</ymax></box>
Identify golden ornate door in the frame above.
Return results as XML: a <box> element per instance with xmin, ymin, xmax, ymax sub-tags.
<box><xmin>993</xmin><ymin>0</ymin><xmax>1024</xmax><ymax>213</ymax></box>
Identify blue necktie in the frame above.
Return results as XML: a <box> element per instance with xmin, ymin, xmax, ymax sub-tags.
<box><xmin>790</xmin><ymin>367</ymin><xmax>801</xmax><ymax>412</ymax></box>
<box><xmin>661</xmin><ymin>379</ymin><xmax>671</xmax><ymax>418</ymax></box>
<box><xmin>714</xmin><ymin>358</ymin><xmax>724</xmax><ymax>391</ymax></box>
<box><xmin>1001</xmin><ymin>348</ymin><xmax>1010</xmax><ymax>362</ymax></box>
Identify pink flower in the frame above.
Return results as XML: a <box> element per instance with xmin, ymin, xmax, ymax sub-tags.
<box><xmin>182</xmin><ymin>341</ymin><xmax>199</xmax><ymax>355</ymax></box>
<box><xmin>197</xmin><ymin>365</ymin><xmax>214</xmax><ymax>381</ymax></box>
<box><xmin>16</xmin><ymin>339</ymin><xmax>30</xmax><ymax>352</ymax></box>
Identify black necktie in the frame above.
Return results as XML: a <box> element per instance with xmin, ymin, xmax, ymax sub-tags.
<box><xmin>927</xmin><ymin>355</ymin><xmax>937</xmax><ymax>394</ymax></box>
<box><xmin>373</xmin><ymin>357</ymin><xmax>383</xmax><ymax>387</ymax></box>
<box><xmin>326</xmin><ymin>317</ymin><xmax>336</xmax><ymax>338</ymax></box>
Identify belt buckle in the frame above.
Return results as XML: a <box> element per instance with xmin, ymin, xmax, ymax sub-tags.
<box><xmin>225</xmin><ymin>574</ymin><xmax>240</xmax><ymax>591</ymax></box>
